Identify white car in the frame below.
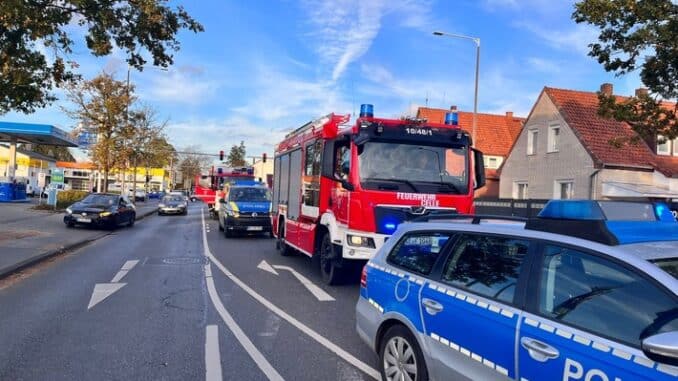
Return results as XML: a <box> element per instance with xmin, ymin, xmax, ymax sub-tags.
<box><xmin>127</xmin><ymin>189</ymin><xmax>147</xmax><ymax>201</ymax></box>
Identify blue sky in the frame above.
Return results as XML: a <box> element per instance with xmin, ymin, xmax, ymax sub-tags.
<box><xmin>4</xmin><ymin>0</ymin><xmax>644</xmax><ymax>160</ymax></box>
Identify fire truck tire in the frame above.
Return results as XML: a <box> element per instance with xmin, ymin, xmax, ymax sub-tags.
<box><xmin>276</xmin><ymin>224</ymin><xmax>292</xmax><ymax>256</ymax></box>
<box><xmin>319</xmin><ymin>233</ymin><xmax>344</xmax><ymax>285</ymax></box>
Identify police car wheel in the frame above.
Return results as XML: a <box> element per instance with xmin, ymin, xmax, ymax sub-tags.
<box><xmin>319</xmin><ymin>233</ymin><xmax>343</xmax><ymax>285</ymax></box>
<box><xmin>379</xmin><ymin>325</ymin><xmax>428</xmax><ymax>381</ymax></box>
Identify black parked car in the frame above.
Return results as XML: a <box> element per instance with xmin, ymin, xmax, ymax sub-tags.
<box><xmin>64</xmin><ymin>193</ymin><xmax>136</xmax><ymax>229</ymax></box>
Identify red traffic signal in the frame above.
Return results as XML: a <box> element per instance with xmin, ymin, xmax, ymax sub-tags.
<box><xmin>219</xmin><ymin>150</ymin><xmax>224</xmax><ymax>161</ymax></box>
<box><xmin>262</xmin><ymin>153</ymin><xmax>267</xmax><ymax>163</ymax></box>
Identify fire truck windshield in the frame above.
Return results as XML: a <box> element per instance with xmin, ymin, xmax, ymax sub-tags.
<box><xmin>358</xmin><ymin>141</ymin><xmax>468</xmax><ymax>194</ymax></box>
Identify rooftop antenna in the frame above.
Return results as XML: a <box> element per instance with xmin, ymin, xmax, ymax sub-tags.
<box><xmin>425</xmin><ymin>91</ymin><xmax>429</xmax><ymax>106</ymax></box>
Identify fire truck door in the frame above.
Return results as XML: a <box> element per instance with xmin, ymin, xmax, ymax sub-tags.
<box><xmin>286</xmin><ymin>149</ymin><xmax>303</xmax><ymax>246</ymax></box>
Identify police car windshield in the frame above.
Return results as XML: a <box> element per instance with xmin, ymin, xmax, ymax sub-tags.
<box><xmin>358</xmin><ymin>142</ymin><xmax>468</xmax><ymax>194</ymax></box>
<box><xmin>229</xmin><ymin>187</ymin><xmax>271</xmax><ymax>202</ymax></box>
<box><xmin>652</xmin><ymin>258</ymin><xmax>678</xmax><ymax>279</ymax></box>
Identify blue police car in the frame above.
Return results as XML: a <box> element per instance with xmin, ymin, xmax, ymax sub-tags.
<box><xmin>217</xmin><ymin>182</ymin><xmax>272</xmax><ymax>237</ymax></box>
<box><xmin>356</xmin><ymin>200</ymin><xmax>678</xmax><ymax>381</ymax></box>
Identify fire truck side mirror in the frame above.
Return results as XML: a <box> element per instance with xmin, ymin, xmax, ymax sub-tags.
<box><xmin>472</xmin><ymin>148</ymin><xmax>486</xmax><ymax>190</ymax></box>
<box><xmin>321</xmin><ymin>140</ymin><xmax>336</xmax><ymax>179</ymax></box>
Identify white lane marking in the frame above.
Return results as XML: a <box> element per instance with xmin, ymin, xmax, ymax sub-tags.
<box><xmin>272</xmin><ymin>265</ymin><xmax>335</xmax><ymax>302</ymax></box>
<box><xmin>87</xmin><ymin>283</ymin><xmax>126</xmax><ymax>310</ymax></box>
<box><xmin>201</xmin><ymin>209</ymin><xmax>379</xmax><ymax>380</ymax></box>
<box><xmin>205</xmin><ymin>264</ymin><xmax>284</xmax><ymax>381</ymax></box>
<box><xmin>257</xmin><ymin>260</ymin><xmax>279</xmax><ymax>276</ymax></box>
<box><xmin>110</xmin><ymin>260</ymin><xmax>139</xmax><ymax>283</ymax></box>
<box><xmin>205</xmin><ymin>325</ymin><xmax>223</xmax><ymax>381</ymax></box>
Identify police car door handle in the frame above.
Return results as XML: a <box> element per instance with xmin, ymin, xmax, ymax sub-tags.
<box><xmin>520</xmin><ymin>337</ymin><xmax>560</xmax><ymax>362</ymax></box>
<box><xmin>422</xmin><ymin>298</ymin><xmax>444</xmax><ymax>315</ymax></box>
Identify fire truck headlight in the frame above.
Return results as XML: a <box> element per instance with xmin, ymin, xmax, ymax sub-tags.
<box><xmin>347</xmin><ymin>235</ymin><xmax>376</xmax><ymax>248</ymax></box>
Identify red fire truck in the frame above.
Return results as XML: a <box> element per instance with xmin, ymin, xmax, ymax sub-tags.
<box><xmin>193</xmin><ymin>166</ymin><xmax>255</xmax><ymax>214</ymax></box>
<box><xmin>272</xmin><ymin>104</ymin><xmax>486</xmax><ymax>284</ymax></box>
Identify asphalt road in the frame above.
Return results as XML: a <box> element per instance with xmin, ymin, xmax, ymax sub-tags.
<box><xmin>0</xmin><ymin>203</ymin><xmax>379</xmax><ymax>381</ymax></box>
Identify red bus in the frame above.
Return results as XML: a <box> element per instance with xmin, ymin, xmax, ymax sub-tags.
<box><xmin>272</xmin><ymin>104</ymin><xmax>486</xmax><ymax>284</ymax></box>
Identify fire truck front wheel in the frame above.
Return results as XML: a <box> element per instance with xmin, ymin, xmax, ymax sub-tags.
<box><xmin>319</xmin><ymin>233</ymin><xmax>345</xmax><ymax>285</ymax></box>
<box><xmin>276</xmin><ymin>224</ymin><xmax>292</xmax><ymax>256</ymax></box>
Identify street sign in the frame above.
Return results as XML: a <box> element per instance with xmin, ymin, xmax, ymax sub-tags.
<box><xmin>51</xmin><ymin>169</ymin><xmax>64</xmax><ymax>184</ymax></box>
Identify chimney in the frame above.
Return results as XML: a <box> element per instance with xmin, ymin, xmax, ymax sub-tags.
<box><xmin>600</xmin><ymin>83</ymin><xmax>613</xmax><ymax>96</ymax></box>
<box><xmin>505</xmin><ymin>111</ymin><xmax>513</xmax><ymax>120</ymax></box>
<box><xmin>635</xmin><ymin>87</ymin><xmax>649</xmax><ymax>97</ymax></box>
<box><xmin>449</xmin><ymin>105</ymin><xmax>457</xmax><ymax>111</ymax></box>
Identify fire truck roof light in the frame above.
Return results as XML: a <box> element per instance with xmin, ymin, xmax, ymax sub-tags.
<box><xmin>360</xmin><ymin>104</ymin><xmax>374</xmax><ymax>118</ymax></box>
<box><xmin>445</xmin><ymin>111</ymin><xmax>458</xmax><ymax>126</ymax></box>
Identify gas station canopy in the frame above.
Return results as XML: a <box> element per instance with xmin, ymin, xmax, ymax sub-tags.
<box><xmin>0</xmin><ymin>121</ymin><xmax>78</xmax><ymax>147</ymax></box>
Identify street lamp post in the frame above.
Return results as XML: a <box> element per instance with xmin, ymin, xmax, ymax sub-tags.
<box><xmin>433</xmin><ymin>31</ymin><xmax>480</xmax><ymax>146</ymax></box>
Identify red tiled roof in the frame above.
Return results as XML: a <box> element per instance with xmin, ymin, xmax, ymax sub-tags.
<box><xmin>416</xmin><ymin>107</ymin><xmax>525</xmax><ymax>156</ymax></box>
<box><xmin>544</xmin><ymin>87</ymin><xmax>678</xmax><ymax>177</ymax></box>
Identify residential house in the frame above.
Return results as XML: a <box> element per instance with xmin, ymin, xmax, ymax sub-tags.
<box><xmin>417</xmin><ymin>107</ymin><xmax>525</xmax><ymax>198</ymax></box>
<box><xmin>500</xmin><ymin>84</ymin><xmax>678</xmax><ymax>201</ymax></box>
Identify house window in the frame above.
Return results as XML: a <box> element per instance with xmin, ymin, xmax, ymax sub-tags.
<box><xmin>673</xmin><ymin>138</ymin><xmax>678</xmax><ymax>156</ymax></box>
<box><xmin>547</xmin><ymin>124</ymin><xmax>560</xmax><ymax>153</ymax></box>
<box><xmin>527</xmin><ymin>130</ymin><xmax>538</xmax><ymax>155</ymax></box>
<box><xmin>657</xmin><ymin>135</ymin><xmax>670</xmax><ymax>155</ymax></box>
<box><xmin>483</xmin><ymin>156</ymin><xmax>502</xmax><ymax>169</ymax></box>
<box><xmin>555</xmin><ymin>180</ymin><xmax>574</xmax><ymax>200</ymax></box>
<box><xmin>513</xmin><ymin>182</ymin><xmax>529</xmax><ymax>200</ymax></box>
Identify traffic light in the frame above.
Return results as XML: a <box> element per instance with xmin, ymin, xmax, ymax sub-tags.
<box><xmin>219</xmin><ymin>150</ymin><xmax>224</xmax><ymax>161</ymax></box>
<box><xmin>262</xmin><ymin>153</ymin><xmax>267</xmax><ymax>163</ymax></box>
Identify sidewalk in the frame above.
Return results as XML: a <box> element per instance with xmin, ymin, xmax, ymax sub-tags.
<box><xmin>0</xmin><ymin>199</ymin><xmax>159</xmax><ymax>278</ymax></box>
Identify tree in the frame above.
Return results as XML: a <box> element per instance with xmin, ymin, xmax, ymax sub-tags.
<box><xmin>227</xmin><ymin>141</ymin><xmax>247</xmax><ymax>167</ymax></box>
<box><xmin>125</xmin><ymin>106</ymin><xmax>170</xmax><ymax>192</ymax></box>
<box><xmin>64</xmin><ymin>73</ymin><xmax>131</xmax><ymax>192</ymax></box>
<box><xmin>0</xmin><ymin>0</ymin><xmax>203</xmax><ymax>115</ymax></box>
<box><xmin>573</xmin><ymin>0</ymin><xmax>677</xmax><ymax>143</ymax></box>
<box><xmin>177</xmin><ymin>145</ymin><xmax>211</xmax><ymax>190</ymax></box>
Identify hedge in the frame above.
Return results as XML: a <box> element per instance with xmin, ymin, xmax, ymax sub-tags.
<box><xmin>57</xmin><ymin>190</ymin><xmax>89</xmax><ymax>209</ymax></box>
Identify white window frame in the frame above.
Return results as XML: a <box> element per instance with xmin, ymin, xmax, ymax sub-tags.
<box><xmin>527</xmin><ymin>129</ymin><xmax>538</xmax><ymax>155</ymax></box>
<box><xmin>484</xmin><ymin>156</ymin><xmax>501</xmax><ymax>169</ymax></box>
<box><xmin>657</xmin><ymin>134</ymin><xmax>670</xmax><ymax>155</ymax></box>
<box><xmin>672</xmin><ymin>138</ymin><xmax>678</xmax><ymax>156</ymax></box>
<box><xmin>547</xmin><ymin>124</ymin><xmax>560</xmax><ymax>153</ymax></box>
<box><xmin>513</xmin><ymin>181</ymin><xmax>529</xmax><ymax>200</ymax></box>
<box><xmin>554</xmin><ymin>179</ymin><xmax>574</xmax><ymax>200</ymax></box>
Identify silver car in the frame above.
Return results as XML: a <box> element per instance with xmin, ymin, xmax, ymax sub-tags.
<box><xmin>158</xmin><ymin>195</ymin><xmax>188</xmax><ymax>215</ymax></box>
<box><xmin>356</xmin><ymin>200</ymin><xmax>678</xmax><ymax>381</ymax></box>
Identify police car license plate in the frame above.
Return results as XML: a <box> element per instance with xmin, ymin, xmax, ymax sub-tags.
<box><xmin>76</xmin><ymin>217</ymin><xmax>91</xmax><ymax>223</ymax></box>
<box><xmin>247</xmin><ymin>226</ymin><xmax>263</xmax><ymax>231</ymax></box>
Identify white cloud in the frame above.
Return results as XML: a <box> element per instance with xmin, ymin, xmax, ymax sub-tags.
<box><xmin>300</xmin><ymin>0</ymin><xmax>435</xmax><ymax>82</ymax></box>
<box><xmin>526</xmin><ymin>57</ymin><xmax>562</xmax><ymax>74</ymax></box>
<box><xmin>515</xmin><ymin>22</ymin><xmax>598</xmax><ymax>55</ymax></box>
<box><xmin>143</xmin><ymin>67</ymin><xmax>218</xmax><ymax>104</ymax></box>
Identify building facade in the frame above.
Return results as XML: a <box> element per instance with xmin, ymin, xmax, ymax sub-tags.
<box><xmin>500</xmin><ymin>84</ymin><xmax>678</xmax><ymax>201</ymax></box>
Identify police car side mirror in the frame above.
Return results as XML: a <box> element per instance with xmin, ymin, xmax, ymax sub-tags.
<box><xmin>642</xmin><ymin>331</ymin><xmax>678</xmax><ymax>366</ymax></box>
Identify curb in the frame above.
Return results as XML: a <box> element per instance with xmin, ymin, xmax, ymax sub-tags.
<box><xmin>0</xmin><ymin>207</ymin><xmax>158</xmax><ymax>280</ymax></box>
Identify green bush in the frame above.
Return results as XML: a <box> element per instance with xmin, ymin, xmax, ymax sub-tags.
<box><xmin>57</xmin><ymin>190</ymin><xmax>89</xmax><ymax>209</ymax></box>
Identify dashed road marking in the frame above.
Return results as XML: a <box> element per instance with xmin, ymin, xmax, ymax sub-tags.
<box><xmin>205</xmin><ymin>325</ymin><xmax>223</xmax><ymax>381</ymax></box>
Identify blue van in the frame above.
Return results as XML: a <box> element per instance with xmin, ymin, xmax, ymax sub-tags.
<box><xmin>217</xmin><ymin>182</ymin><xmax>272</xmax><ymax>237</ymax></box>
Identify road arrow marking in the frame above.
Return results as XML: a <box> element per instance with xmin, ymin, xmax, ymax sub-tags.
<box><xmin>257</xmin><ymin>260</ymin><xmax>279</xmax><ymax>276</ymax></box>
<box><xmin>87</xmin><ymin>283</ymin><xmax>126</xmax><ymax>310</ymax></box>
<box><xmin>272</xmin><ymin>265</ymin><xmax>335</xmax><ymax>302</ymax></box>
<box><xmin>110</xmin><ymin>259</ymin><xmax>139</xmax><ymax>283</ymax></box>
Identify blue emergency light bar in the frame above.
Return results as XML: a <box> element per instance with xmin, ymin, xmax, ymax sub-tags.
<box><xmin>444</xmin><ymin>111</ymin><xmax>459</xmax><ymax>126</ymax></box>
<box><xmin>526</xmin><ymin>200</ymin><xmax>677</xmax><ymax>245</ymax></box>
<box><xmin>360</xmin><ymin>104</ymin><xmax>374</xmax><ymax>118</ymax></box>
